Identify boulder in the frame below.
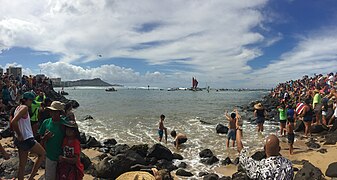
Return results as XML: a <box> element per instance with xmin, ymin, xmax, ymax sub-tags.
<box><xmin>216</xmin><ymin>124</ymin><xmax>229</xmax><ymax>134</ymax></box>
<box><xmin>199</xmin><ymin>172</ymin><xmax>209</xmax><ymax>177</ymax></box>
<box><xmin>156</xmin><ymin>159</ymin><xmax>178</xmax><ymax>171</ymax></box>
<box><xmin>172</xmin><ymin>153</ymin><xmax>184</xmax><ymax>160</ymax></box>
<box><xmin>86</xmin><ymin>136</ymin><xmax>101</xmax><ymax>147</ymax></box>
<box><xmin>221</xmin><ymin>157</ymin><xmax>232</xmax><ymax>166</ymax></box>
<box><xmin>145</xmin><ymin>156</ymin><xmax>157</xmax><ymax>165</ymax></box>
<box><xmin>251</xmin><ymin>151</ymin><xmax>266</xmax><ymax>161</ymax></box>
<box><xmin>233</xmin><ymin>157</ymin><xmax>239</xmax><ymax>165</ymax></box>
<box><xmin>102</xmin><ymin>138</ymin><xmax>117</xmax><ymax>147</ymax></box>
<box><xmin>0</xmin><ymin>127</ymin><xmax>12</xmax><ymax>138</ymax></box>
<box><xmin>176</xmin><ymin>169</ymin><xmax>193</xmax><ymax>177</ymax></box>
<box><xmin>294</xmin><ymin>120</ymin><xmax>305</xmax><ymax>132</ymax></box>
<box><xmin>200</xmin><ymin>156</ymin><xmax>219</xmax><ymax>165</ymax></box>
<box><xmin>0</xmin><ymin>156</ymin><xmax>34</xmax><ymax>178</ymax></box>
<box><xmin>178</xmin><ymin>162</ymin><xmax>187</xmax><ymax>169</ymax></box>
<box><xmin>324</xmin><ymin>131</ymin><xmax>337</xmax><ymax>145</ymax></box>
<box><xmin>203</xmin><ymin>173</ymin><xmax>219</xmax><ymax>180</ymax></box>
<box><xmin>232</xmin><ymin>171</ymin><xmax>250</xmax><ymax>180</ymax></box>
<box><xmin>317</xmin><ymin>148</ymin><xmax>327</xmax><ymax>154</ymax></box>
<box><xmin>130</xmin><ymin>144</ymin><xmax>148</xmax><ymax>157</ymax></box>
<box><xmin>80</xmin><ymin>152</ymin><xmax>92</xmax><ymax>170</ymax></box>
<box><xmin>199</xmin><ymin>149</ymin><xmax>214</xmax><ymax>158</ymax></box>
<box><xmin>79</xmin><ymin>132</ymin><xmax>87</xmax><ymax>144</ymax></box>
<box><xmin>110</xmin><ymin>144</ymin><xmax>130</xmax><ymax>156</ymax></box>
<box><xmin>130</xmin><ymin>164</ymin><xmax>155</xmax><ymax>171</ymax></box>
<box><xmin>84</xmin><ymin>115</ymin><xmax>94</xmax><ymax>120</ymax></box>
<box><xmin>69</xmin><ymin>100</ymin><xmax>80</xmax><ymax>109</ymax></box>
<box><xmin>147</xmin><ymin>143</ymin><xmax>173</xmax><ymax>161</ymax></box>
<box><xmin>311</xmin><ymin>125</ymin><xmax>328</xmax><ymax>134</ymax></box>
<box><xmin>294</xmin><ymin>161</ymin><xmax>324</xmax><ymax>180</ymax></box>
<box><xmin>326</xmin><ymin>162</ymin><xmax>337</xmax><ymax>177</ymax></box>
<box><xmin>219</xmin><ymin>176</ymin><xmax>232</xmax><ymax>180</ymax></box>
<box><xmin>124</xmin><ymin>150</ymin><xmax>146</xmax><ymax>165</ymax></box>
<box><xmin>305</xmin><ymin>139</ymin><xmax>321</xmax><ymax>149</ymax></box>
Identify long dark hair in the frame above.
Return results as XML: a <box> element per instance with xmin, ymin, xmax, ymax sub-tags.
<box><xmin>66</xmin><ymin>126</ymin><xmax>81</xmax><ymax>141</ymax></box>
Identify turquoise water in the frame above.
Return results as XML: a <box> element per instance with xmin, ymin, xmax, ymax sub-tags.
<box><xmin>56</xmin><ymin>87</ymin><xmax>276</xmax><ymax>174</ymax></box>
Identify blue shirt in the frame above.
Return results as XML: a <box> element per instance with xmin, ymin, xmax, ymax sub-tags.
<box><xmin>287</xmin><ymin>109</ymin><xmax>295</xmax><ymax>119</ymax></box>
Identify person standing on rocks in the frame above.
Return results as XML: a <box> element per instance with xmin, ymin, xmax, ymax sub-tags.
<box><xmin>236</xmin><ymin>119</ymin><xmax>294</xmax><ymax>179</ymax></box>
<box><xmin>171</xmin><ymin>130</ymin><xmax>187</xmax><ymax>150</ymax></box>
<box><xmin>11</xmin><ymin>92</ymin><xmax>46</xmax><ymax>180</ymax></box>
<box><xmin>313</xmin><ymin>88</ymin><xmax>322</xmax><ymax>125</ymax></box>
<box><xmin>300</xmin><ymin>98</ymin><xmax>313</xmax><ymax>138</ymax></box>
<box><xmin>39</xmin><ymin>101</ymin><xmax>67</xmax><ymax>180</ymax></box>
<box><xmin>277</xmin><ymin>103</ymin><xmax>287</xmax><ymax>136</ymax></box>
<box><xmin>254</xmin><ymin>103</ymin><xmax>266</xmax><ymax>133</ymax></box>
<box><xmin>158</xmin><ymin>114</ymin><xmax>167</xmax><ymax>143</ymax></box>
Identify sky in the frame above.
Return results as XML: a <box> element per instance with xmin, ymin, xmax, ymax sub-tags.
<box><xmin>1</xmin><ymin>0</ymin><xmax>337</xmax><ymax>88</ymax></box>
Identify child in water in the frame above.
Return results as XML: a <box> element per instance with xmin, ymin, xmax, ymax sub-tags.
<box><xmin>158</xmin><ymin>114</ymin><xmax>167</xmax><ymax>143</ymax></box>
<box><xmin>58</xmin><ymin>121</ymin><xmax>84</xmax><ymax>180</ymax></box>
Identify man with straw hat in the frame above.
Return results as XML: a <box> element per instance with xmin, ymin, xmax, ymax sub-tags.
<box><xmin>39</xmin><ymin>101</ymin><xmax>67</xmax><ymax>180</ymax></box>
<box><xmin>254</xmin><ymin>103</ymin><xmax>266</xmax><ymax>133</ymax></box>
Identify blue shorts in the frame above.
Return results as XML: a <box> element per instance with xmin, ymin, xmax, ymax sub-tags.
<box><xmin>227</xmin><ymin>129</ymin><xmax>236</xmax><ymax>140</ymax></box>
<box><xmin>158</xmin><ymin>129</ymin><xmax>164</xmax><ymax>138</ymax></box>
<box><xmin>14</xmin><ymin>137</ymin><xmax>36</xmax><ymax>151</ymax></box>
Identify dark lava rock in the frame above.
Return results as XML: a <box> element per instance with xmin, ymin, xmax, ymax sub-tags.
<box><xmin>130</xmin><ymin>164</ymin><xmax>155</xmax><ymax>171</ymax></box>
<box><xmin>80</xmin><ymin>152</ymin><xmax>92</xmax><ymax>170</ymax></box>
<box><xmin>172</xmin><ymin>153</ymin><xmax>184</xmax><ymax>160</ymax></box>
<box><xmin>176</xmin><ymin>169</ymin><xmax>193</xmax><ymax>177</ymax></box>
<box><xmin>79</xmin><ymin>132</ymin><xmax>87</xmax><ymax>144</ymax></box>
<box><xmin>93</xmin><ymin>153</ymin><xmax>108</xmax><ymax>161</ymax></box>
<box><xmin>0</xmin><ymin>156</ymin><xmax>34</xmax><ymax>178</ymax></box>
<box><xmin>294</xmin><ymin>161</ymin><xmax>324</xmax><ymax>180</ymax></box>
<box><xmin>147</xmin><ymin>143</ymin><xmax>173</xmax><ymax>161</ymax></box>
<box><xmin>199</xmin><ymin>149</ymin><xmax>214</xmax><ymax>158</ymax></box>
<box><xmin>232</xmin><ymin>171</ymin><xmax>250</xmax><ymax>180</ymax></box>
<box><xmin>324</xmin><ymin>131</ymin><xmax>337</xmax><ymax>145</ymax></box>
<box><xmin>294</xmin><ymin>120</ymin><xmax>305</xmax><ymax>132</ymax></box>
<box><xmin>130</xmin><ymin>144</ymin><xmax>148</xmax><ymax>157</ymax></box>
<box><xmin>305</xmin><ymin>139</ymin><xmax>321</xmax><ymax>149</ymax></box>
<box><xmin>311</xmin><ymin>124</ymin><xmax>328</xmax><ymax>134</ymax></box>
<box><xmin>203</xmin><ymin>173</ymin><xmax>219</xmax><ymax>180</ymax></box>
<box><xmin>221</xmin><ymin>157</ymin><xmax>232</xmax><ymax>166</ymax></box>
<box><xmin>156</xmin><ymin>159</ymin><xmax>177</xmax><ymax>171</ymax></box>
<box><xmin>219</xmin><ymin>176</ymin><xmax>232</xmax><ymax>180</ymax></box>
<box><xmin>86</xmin><ymin>136</ymin><xmax>101</xmax><ymax>147</ymax></box>
<box><xmin>0</xmin><ymin>127</ymin><xmax>12</xmax><ymax>138</ymax></box>
<box><xmin>102</xmin><ymin>138</ymin><xmax>117</xmax><ymax>147</ymax></box>
<box><xmin>251</xmin><ymin>151</ymin><xmax>266</xmax><ymax>161</ymax></box>
<box><xmin>178</xmin><ymin>162</ymin><xmax>187</xmax><ymax>169</ymax></box>
<box><xmin>199</xmin><ymin>172</ymin><xmax>209</xmax><ymax>177</ymax></box>
<box><xmin>110</xmin><ymin>144</ymin><xmax>130</xmax><ymax>156</ymax></box>
<box><xmin>233</xmin><ymin>157</ymin><xmax>239</xmax><ymax>165</ymax></box>
<box><xmin>216</xmin><ymin>124</ymin><xmax>229</xmax><ymax>134</ymax></box>
<box><xmin>145</xmin><ymin>156</ymin><xmax>157</xmax><ymax>165</ymax></box>
<box><xmin>317</xmin><ymin>148</ymin><xmax>327</xmax><ymax>154</ymax></box>
<box><xmin>69</xmin><ymin>100</ymin><xmax>80</xmax><ymax>109</ymax></box>
<box><xmin>200</xmin><ymin>156</ymin><xmax>219</xmax><ymax>165</ymax></box>
<box><xmin>200</xmin><ymin>120</ymin><xmax>213</xmax><ymax>125</ymax></box>
<box><xmin>99</xmin><ymin>147</ymin><xmax>110</xmax><ymax>153</ymax></box>
<box><xmin>326</xmin><ymin>162</ymin><xmax>337</xmax><ymax>177</ymax></box>
<box><xmin>84</xmin><ymin>115</ymin><xmax>94</xmax><ymax>120</ymax></box>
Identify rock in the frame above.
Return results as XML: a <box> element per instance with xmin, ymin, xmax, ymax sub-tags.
<box><xmin>80</xmin><ymin>152</ymin><xmax>92</xmax><ymax>170</ymax></box>
<box><xmin>84</xmin><ymin>115</ymin><xmax>94</xmax><ymax>120</ymax></box>
<box><xmin>251</xmin><ymin>151</ymin><xmax>266</xmax><ymax>161</ymax></box>
<box><xmin>219</xmin><ymin>176</ymin><xmax>232</xmax><ymax>180</ymax></box>
<box><xmin>203</xmin><ymin>173</ymin><xmax>219</xmax><ymax>180</ymax></box>
<box><xmin>156</xmin><ymin>159</ymin><xmax>178</xmax><ymax>171</ymax></box>
<box><xmin>216</xmin><ymin>124</ymin><xmax>229</xmax><ymax>134</ymax></box>
<box><xmin>232</xmin><ymin>171</ymin><xmax>249</xmax><ymax>180</ymax></box>
<box><xmin>200</xmin><ymin>156</ymin><xmax>219</xmax><ymax>165</ymax></box>
<box><xmin>294</xmin><ymin>120</ymin><xmax>305</xmax><ymax>132</ymax></box>
<box><xmin>99</xmin><ymin>147</ymin><xmax>110</xmax><ymax>153</ymax></box>
<box><xmin>130</xmin><ymin>144</ymin><xmax>148</xmax><ymax>157</ymax></box>
<box><xmin>233</xmin><ymin>157</ymin><xmax>239</xmax><ymax>165</ymax></box>
<box><xmin>124</xmin><ymin>150</ymin><xmax>146</xmax><ymax>165</ymax></box>
<box><xmin>69</xmin><ymin>100</ymin><xmax>80</xmax><ymax>109</ymax></box>
<box><xmin>172</xmin><ymin>153</ymin><xmax>184</xmax><ymax>160</ymax></box>
<box><xmin>200</xmin><ymin>120</ymin><xmax>213</xmax><ymax>125</ymax></box>
<box><xmin>199</xmin><ymin>172</ymin><xmax>209</xmax><ymax>177</ymax></box>
<box><xmin>103</xmin><ymin>138</ymin><xmax>117</xmax><ymax>147</ymax></box>
<box><xmin>311</xmin><ymin>124</ymin><xmax>328</xmax><ymax>134</ymax></box>
<box><xmin>130</xmin><ymin>164</ymin><xmax>155</xmax><ymax>171</ymax></box>
<box><xmin>93</xmin><ymin>153</ymin><xmax>108</xmax><ymax>161</ymax></box>
<box><xmin>86</xmin><ymin>136</ymin><xmax>101</xmax><ymax>147</ymax></box>
<box><xmin>326</xmin><ymin>162</ymin><xmax>337</xmax><ymax>177</ymax></box>
<box><xmin>147</xmin><ymin>143</ymin><xmax>173</xmax><ymax>161</ymax></box>
<box><xmin>176</xmin><ymin>169</ymin><xmax>193</xmax><ymax>177</ymax></box>
<box><xmin>305</xmin><ymin>139</ymin><xmax>321</xmax><ymax>149</ymax></box>
<box><xmin>145</xmin><ymin>156</ymin><xmax>157</xmax><ymax>165</ymax></box>
<box><xmin>294</xmin><ymin>167</ymin><xmax>299</xmax><ymax>171</ymax></box>
<box><xmin>0</xmin><ymin>156</ymin><xmax>34</xmax><ymax>178</ymax></box>
<box><xmin>110</xmin><ymin>144</ymin><xmax>130</xmax><ymax>156</ymax></box>
<box><xmin>178</xmin><ymin>162</ymin><xmax>187</xmax><ymax>169</ymax></box>
<box><xmin>199</xmin><ymin>149</ymin><xmax>214</xmax><ymax>158</ymax></box>
<box><xmin>0</xmin><ymin>127</ymin><xmax>12</xmax><ymax>138</ymax></box>
<box><xmin>324</xmin><ymin>131</ymin><xmax>337</xmax><ymax>145</ymax></box>
<box><xmin>221</xmin><ymin>157</ymin><xmax>232</xmax><ymax>166</ymax></box>
<box><xmin>294</xmin><ymin>161</ymin><xmax>324</xmax><ymax>180</ymax></box>
<box><xmin>317</xmin><ymin>148</ymin><xmax>327</xmax><ymax>154</ymax></box>
<box><xmin>79</xmin><ymin>132</ymin><xmax>87</xmax><ymax>144</ymax></box>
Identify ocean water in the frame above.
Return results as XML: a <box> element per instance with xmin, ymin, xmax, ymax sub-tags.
<box><xmin>56</xmin><ymin>87</ymin><xmax>277</xmax><ymax>175</ymax></box>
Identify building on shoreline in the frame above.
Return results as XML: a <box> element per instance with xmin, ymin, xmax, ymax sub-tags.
<box><xmin>50</xmin><ymin>78</ymin><xmax>62</xmax><ymax>87</ymax></box>
<box><xmin>0</xmin><ymin>68</ymin><xmax>3</xmax><ymax>75</ymax></box>
<box><xmin>6</xmin><ymin>66</ymin><xmax>22</xmax><ymax>79</ymax></box>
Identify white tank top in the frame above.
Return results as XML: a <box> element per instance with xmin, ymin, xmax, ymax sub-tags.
<box><xmin>14</xmin><ymin>106</ymin><xmax>34</xmax><ymax>140</ymax></box>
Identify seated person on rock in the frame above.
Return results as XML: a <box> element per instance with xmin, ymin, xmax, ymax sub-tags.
<box><xmin>170</xmin><ymin>130</ymin><xmax>187</xmax><ymax>150</ymax></box>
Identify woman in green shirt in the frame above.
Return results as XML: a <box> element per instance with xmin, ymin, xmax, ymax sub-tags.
<box><xmin>278</xmin><ymin>104</ymin><xmax>287</xmax><ymax>136</ymax></box>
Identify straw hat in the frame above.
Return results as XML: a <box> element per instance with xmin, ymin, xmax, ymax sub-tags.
<box><xmin>116</xmin><ymin>171</ymin><xmax>155</xmax><ymax>180</ymax></box>
<box><xmin>254</xmin><ymin>103</ymin><xmax>263</xmax><ymax>110</ymax></box>
<box><xmin>47</xmin><ymin>101</ymin><xmax>65</xmax><ymax>111</ymax></box>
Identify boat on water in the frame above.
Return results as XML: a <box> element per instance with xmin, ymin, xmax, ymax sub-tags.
<box><xmin>190</xmin><ymin>77</ymin><xmax>202</xmax><ymax>91</ymax></box>
<box><xmin>60</xmin><ymin>91</ymin><xmax>69</xmax><ymax>95</ymax></box>
<box><xmin>105</xmin><ymin>87</ymin><xmax>117</xmax><ymax>92</ymax></box>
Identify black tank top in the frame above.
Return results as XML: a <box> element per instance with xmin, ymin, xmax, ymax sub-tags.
<box><xmin>303</xmin><ymin>106</ymin><xmax>313</xmax><ymax>121</ymax></box>
<box><xmin>256</xmin><ymin>109</ymin><xmax>265</xmax><ymax>118</ymax></box>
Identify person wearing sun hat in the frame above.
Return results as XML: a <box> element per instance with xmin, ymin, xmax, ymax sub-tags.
<box><xmin>254</xmin><ymin>103</ymin><xmax>266</xmax><ymax>132</ymax></box>
<box><xmin>39</xmin><ymin>101</ymin><xmax>67</xmax><ymax>180</ymax></box>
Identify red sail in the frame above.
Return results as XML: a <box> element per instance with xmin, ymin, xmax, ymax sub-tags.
<box><xmin>192</xmin><ymin>77</ymin><xmax>195</xmax><ymax>88</ymax></box>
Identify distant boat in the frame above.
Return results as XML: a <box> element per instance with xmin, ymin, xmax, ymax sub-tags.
<box><xmin>105</xmin><ymin>87</ymin><xmax>117</xmax><ymax>92</ymax></box>
<box><xmin>60</xmin><ymin>87</ymin><xmax>69</xmax><ymax>95</ymax></box>
<box><xmin>190</xmin><ymin>77</ymin><xmax>202</xmax><ymax>91</ymax></box>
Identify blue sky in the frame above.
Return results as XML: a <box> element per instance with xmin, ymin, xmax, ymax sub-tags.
<box><xmin>1</xmin><ymin>0</ymin><xmax>337</xmax><ymax>88</ymax></box>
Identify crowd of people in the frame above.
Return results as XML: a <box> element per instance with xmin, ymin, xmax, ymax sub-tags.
<box><xmin>0</xmin><ymin>73</ymin><xmax>83</xmax><ymax>180</ymax></box>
